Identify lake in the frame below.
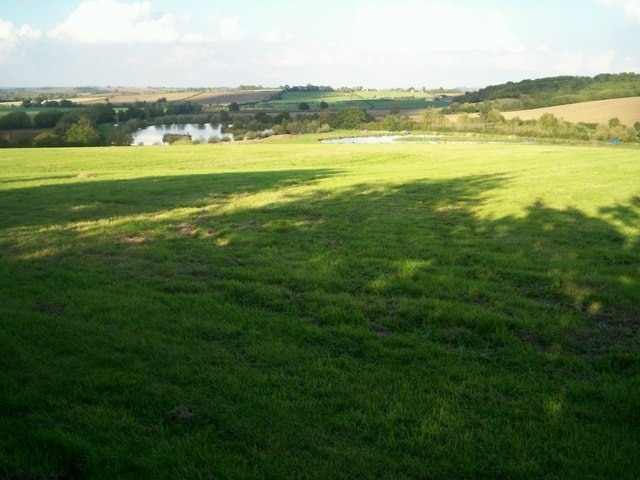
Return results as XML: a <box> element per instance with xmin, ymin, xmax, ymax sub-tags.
<box><xmin>131</xmin><ymin>123</ymin><xmax>232</xmax><ymax>145</ymax></box>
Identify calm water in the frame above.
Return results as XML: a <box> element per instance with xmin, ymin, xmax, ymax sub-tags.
<box><xmin>321</xmin><ymin>134</ymin><xmax>443</xmax><ymax>144</ymax></box>
<box><xmin>131</xmin><ymin>123</ymin><xmax>232</xmax><ymax>145</ymax></box>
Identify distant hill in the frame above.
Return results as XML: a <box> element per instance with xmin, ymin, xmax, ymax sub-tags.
<box><xmin>501</xmin><ymin>97</ymin><xmax>640</xmax><ymax>126</ymax></box>
<box><xmin>452</xmin><ymin>73</ymin><xmax>640</xmax><ymax>111</ymax></box>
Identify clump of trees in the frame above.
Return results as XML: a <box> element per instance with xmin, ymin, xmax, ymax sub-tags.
<box><xmin>218</xmin><ymin>106</ymin><xmax>370</xmax><ymax>140</ymax></box>
<box><xmin>0</xmin><ymin>103</ymin><xmax>115</xmax><ymax>147</ymax></box>
<box><xmin>0</xmin><ymin>100</ymin><xmax>210</xmax><ymax>147</ymax></box>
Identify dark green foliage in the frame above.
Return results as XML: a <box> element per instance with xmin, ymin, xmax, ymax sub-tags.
<box><xmin>108</xmin><ymin>128</ymin><xmax>133</xmax><ymax>146</ymax></box>
<box><xmin>162</xmin><ymin>133</ymin><xmax>191</xmax><ymax>144</ymax></box>
<box><xmin>84</xmin><ymin>103</ymin><xmax>116</xmax><ymax>124</ymax></box>
<box><xmin>335</xmin><ymin>106</ymin><xmax>369</xmax><ymax>129</ymax></box>
<box><xmin>33</xmin><ymin>110</ymin><xmax>65</xmax><ymax>129</ymax></box>
<box><xmin>0</xmin><ymin>111</ymin><xmax>31</xmax><ymax>129</ymax></box>
<box><xmin>65</xmin><ymin>117</ymin><xmax>103</xmax><ymax>146</ymax></box>
<box><xmin>32</xmin><ymin>132</ymin><xmax>63</xmax><ymax>147</ymax></box>
<box><xmin>454</xmin><ymin>73</ymin><xmax>640</xmax><ymax>110</ymax></box>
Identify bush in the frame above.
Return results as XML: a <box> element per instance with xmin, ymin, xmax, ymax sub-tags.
<box><xmin>109</xmin><ymin>128</ymin><xmax>133</xmax><ymax>146</ymax></box>
<box><xmin>33</xmin><ymin>132</ymin><xmax>63</xmax><ymax>147</ymax></box>
<box><xmin>163</xmin><ymin>133</ymin><xmax>192</xmax><ymax>145</ymax></box>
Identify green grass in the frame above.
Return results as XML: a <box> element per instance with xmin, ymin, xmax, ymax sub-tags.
<box><xmin>0</xmin><ymin>140</ymin><xmax>639</xmax><ymax>479</ymax></box>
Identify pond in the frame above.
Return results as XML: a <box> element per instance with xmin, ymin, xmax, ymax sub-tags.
<box><xmin>131</xmin><ymin>123</ymin><xmax>232</xmax><ymax>145</ymax></box>
<box><xmin>321</xmin><ymin>134</ymin><xmax>444</xmax><ymax>144</ymax></box>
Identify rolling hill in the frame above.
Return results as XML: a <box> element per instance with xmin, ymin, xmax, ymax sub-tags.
<box><xmin>501</xmin><ymin>96</ymin><xmax>640</xmax><ymax>125</ymax></box>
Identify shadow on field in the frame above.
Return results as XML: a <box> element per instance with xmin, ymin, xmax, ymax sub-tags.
<box><xmin>3</xmin><ymin>169</ymin><xmax>638</xmax><ymax>352</ymax></box>
<box><xmin>1</xmin><ymin>168</ymin><xmax>639</xmax><ymax>478</ymax></box>
<box><xmin>0</xmin><ymin>168</ymin><xmax>341</xmax><ymax>229</ymax></box>
<box><xmin>181</xmin><ymin>173</ymin><xmax>638</xmax><ymax>356</ymax></box>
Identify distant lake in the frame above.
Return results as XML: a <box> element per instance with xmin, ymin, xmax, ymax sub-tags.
<box><xmin>131</xmin><ymin>123</ymin><xmax>232</xmax><ymax>145</ymax></box>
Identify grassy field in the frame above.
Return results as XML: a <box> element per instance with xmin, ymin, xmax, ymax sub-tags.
<box><xmin>0</xmin><ymin>139</ymin><xmax>638</xmax><ymax>478</ymax></box>
<box><xmin>502</xmin><ymin>96</ymin><xmax>640</xmax><ymax>126</ymax></box>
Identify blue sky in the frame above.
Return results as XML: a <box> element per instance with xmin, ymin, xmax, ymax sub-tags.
<box><xmin>1</xmin><ymin>0</ymin><xmax>639</xmax><ymax>88</ymax></box>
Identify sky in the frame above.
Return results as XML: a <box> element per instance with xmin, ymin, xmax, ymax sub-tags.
<box><xmin>1</xmin><ymin>0</ymin><xmax>639</xmax><ymax>88</ymax></box>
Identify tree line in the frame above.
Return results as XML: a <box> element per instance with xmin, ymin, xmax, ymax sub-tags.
<box><xmin>451</xmin><ymin>73</ymin><xmax>640</xmax><ymax>113</ymax></box>
<box><xmin>375</xmin><ymin>108</ymin><xmax>640</xmax><ymax>143</ymax></box>
<box><xmin>3</xmin><ymin>99</ymin><xmax>638</xmax><ymax>148</ymax></box>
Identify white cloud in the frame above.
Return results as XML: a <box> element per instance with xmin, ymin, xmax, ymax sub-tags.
<box><xmin>180</xmin><ymin>32</ymin><xmax>215</xmax><ymax>44</ymax></box>
<box><xmin>217</xmin><ymin>16</ymin><xmax>245</xmax><ymax>42</ymax></box>
<box><xmin>0</xmin><ymin>19</ymin><xmax>41</xmax><ymax>63</ymax></box>
<box><xmin>598</xmin><ymin>0</ymin><xmax>640</xmax><ymax>24</ymax></box>
<box><xmin>350</xmin><ymin>2</ymin><xmax>524</xmax><ymax>54</ymax></box>
<box><xmin>49</xmin><ymin>0</ymin><xmax>181</xmax><ymax>44</ymax></box>
<box><xmin>588</xmin><ymin>50</ymin><xmax>616</xmax><ymax>72</ymax></box>
<box><xmin>267</xmin><ymin>44</ymin><xmax>361</xmax><ymax>68</ymax></box>
<box><xmin>262</xmin><ymin>29</ymin><xmax>293</xmax><ymax>44</ymax></box>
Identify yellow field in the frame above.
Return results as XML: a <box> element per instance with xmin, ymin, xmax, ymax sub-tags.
<box><xmin>502</xmin><ymin>97</ymin><xmax>640</xmax><ymax>125</ymax></box>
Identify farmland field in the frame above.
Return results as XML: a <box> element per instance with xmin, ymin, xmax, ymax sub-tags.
<box><xmin>502</xmin><ymin>96</ymin><xmax>640</xmax><ymax>125</ymax></box>
<box><xmin>0</xmin><ymin>139</ymin><xmax>638</xmax><ymax>478</ymax></box>
<box><xmin>65</xmin><ymin>89</ymin><xmax>280</xmax><ymax>106</ymax></box>
<box><xmin>258</xmin><ymin>89</ymin><xmax>456</xmax><ymax>112</ymax></box>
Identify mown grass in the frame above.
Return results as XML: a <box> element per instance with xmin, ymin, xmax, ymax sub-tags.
<box><xmin>0</xmin><ymin>140</ymin><xmax>638</xmax><ymax>479</ymax></box>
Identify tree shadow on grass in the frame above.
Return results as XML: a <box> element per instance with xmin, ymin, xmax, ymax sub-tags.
<box><xmin>1</xmin><ymin>169</ymin><xmax>639</xmax><ymax>478</ymax></box>
<box><xmin>138</xmin><ymin>170</ymin><xmax>638</xmax><ymax>381</ymax></box>
<box><xmin>0</xmin><ymin>168</ymin><xmax>342</xmax><ymax>230</ymax></box>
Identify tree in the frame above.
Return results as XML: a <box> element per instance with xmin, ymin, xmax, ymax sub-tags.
<box><xmin>219</xmin><ymin>110</ymin><xmax>231</xmax><ymax>122</ymax></box>
<box><xmin>483</xmin><ymin>108</ymin><xmax>505</xmax><ymax>124</ymax></box>
<box><xmin>228</xmin><ymin>102</ymin><xmax>240</xmax><ymax>112</ymax></box>
<box><xmin>383</xmin><ymin>114</ymin><xmax>400</xmax><ymax>131</ymax></box>
<box><xmin>336</xmin><ymin>107</ymin><xmax>368</xmax><ymax>129</ymax></box>
<box><xmin>319</xmin><ymin>101</ymin><xmax>329</xmax><ymax>110</ymax></box>
<box><xmin>298</xmin><ymin>102</ymin><xmax>310</xmax><ymax>111</ymax></box>
<box><xmin>34</xmin><ymin>110</ymin><xmax>64</xmax><ymax>129</ymax></box>
<box><xmin>65</xmin><ymin>118</ymin><xmax>102</xmax><ymax>146</ymax></box>
<box><xmin>109</xmin><ymin>128</ymin><xmax>133</xmax><ymax>146</ymax></box>
<box><xmin>608</xmin><ymin>117</ymin><xmax>621</xmax><ymax>128</ymax></box>
<box><xmin>0</xmin><ymin>111</ymin><xmax>31</xmax><ymax>129</ymax></box>
<box><xmin>85</xmin><ymin>103</ymin><xmax>116</xmax><ymax>124</ymax></box>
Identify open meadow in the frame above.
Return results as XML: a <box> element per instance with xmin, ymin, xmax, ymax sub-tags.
<box><xmin>0</xmin><ymin>139</ymin><xmax>638</xmax><ymax>478</ymax></box>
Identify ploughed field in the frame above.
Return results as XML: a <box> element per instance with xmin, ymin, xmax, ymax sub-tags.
<box><xmin>0</xmin><ymin>139</ymin><xmax>638</xmax><ymax>478</ymax></box>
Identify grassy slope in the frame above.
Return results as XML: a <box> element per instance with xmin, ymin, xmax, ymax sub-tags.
<box><xmin>0</xmin><ymin>140</ymin><xmax>638</xmax><ymax>479</ymax></box>
<box><xmin>502</xmin><ymin>96</ymin><xmax>640</xmax><ymax>125</ymax></box>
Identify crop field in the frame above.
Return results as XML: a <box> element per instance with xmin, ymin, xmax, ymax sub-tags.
<box><xmin>502</xmin><ymin>96</ymin><xmax>640</xmax><ymax>125</ymax></box>
<box><xmin>0</xmin><ymin>139</ymin><xmax>638</xmax><ymax>478</ymax></box>
<box><xmin>257</xmin><ymin>90</ymin><xmax>457</xmax><ymax>112</ymax></box>
<box><xmin>65</xmin><ymin>89</ymin><xmax>280</xmax><ymax>106</ymax></box>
